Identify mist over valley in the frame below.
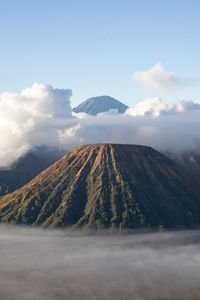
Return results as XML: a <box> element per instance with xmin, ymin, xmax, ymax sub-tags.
<box><xmin>1</xmin><ymin>226</ymin><xmax>200</xmax><ymax>300</ymax></box>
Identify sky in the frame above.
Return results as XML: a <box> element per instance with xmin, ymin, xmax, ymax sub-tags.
<box><xmin>0</xmin><ymin>0</ymin><xmax>200</xmax><ymax>107</ymax></box>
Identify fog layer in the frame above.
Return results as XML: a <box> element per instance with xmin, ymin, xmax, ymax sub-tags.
<box><xmin>1</xmin><ymin>226</ymin><xmax>200</xmax><ymax>300</ymax></box>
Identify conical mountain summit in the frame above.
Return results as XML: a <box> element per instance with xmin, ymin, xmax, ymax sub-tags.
<box><xmin>0</xmin><ymin>144</ymin><xmax>200</xmax><ymax>230</ymax></box>
<box><xmin>73</xmin><ymin>96</ymin><xmax>128</xmax><ymax>115</ymax></box>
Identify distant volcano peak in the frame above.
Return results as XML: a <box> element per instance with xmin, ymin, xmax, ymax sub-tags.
<box><xmin>73</xmin><ymin>96</ymin><xmax>128</xmax><ymax>115</ymax></box>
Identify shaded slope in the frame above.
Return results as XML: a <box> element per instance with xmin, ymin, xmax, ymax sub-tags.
<box><xmin>0</xmin><ymin>144</ymin><xmax>200</xmax><ymax>230</ymax></box>
<box><xmin>73</xmin><ymin>96</ymin><xmax>128</xmax><ymax>115</ymax></box>
<box><xmin>0</xmin><ymin>148</ymin><xmax>64</xmax><ymax>196</ymax></box>
<box><xmin>165</xmin><ymin>150</ymin><xmax>200</xmax><ymax>179</ymax></box>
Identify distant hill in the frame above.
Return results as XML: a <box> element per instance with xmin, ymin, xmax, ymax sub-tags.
<box><xmin>0</xmin><ymin>148</ymin><xmax>64</xmax><ymax>196</ymax></box>
<box><xmin>73</xmin><ymin>96</ymin><xmax>128</xmax><ymax>115</ymax></box>
<box><xmin>165</xmin><ymin>150</ymin><xmax>200</xmax><ymax>179</ymax></box>
<box><xmin>0</xmin><ymin>144</ymin><xmax>200</xmax><ymax>230</ymax></box>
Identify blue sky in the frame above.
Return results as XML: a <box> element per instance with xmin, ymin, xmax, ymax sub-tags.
<box><xmin>0</xmin><ymin>0</ymin><xmax>200</xmax><ymax>107</ymax></box>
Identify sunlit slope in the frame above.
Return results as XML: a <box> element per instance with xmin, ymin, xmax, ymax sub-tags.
<box><xmin>0</xmin><ymin>144</ymin><xmax>200</xmax><ymax>229</ymax></box>
<box><xmin>73</xmin><ymin>96</ymin><xmax>128</xmax><ymax>115</ymax></box>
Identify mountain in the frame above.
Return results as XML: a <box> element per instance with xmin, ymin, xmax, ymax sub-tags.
<box><xmin>0</xmin><ymin>148</ymin><xmax>65</xmax><ymax>196</ymax></box>
<box><xmin>0</xmin><ymin>144</ymin><xmax>200</xmax><ymax>230</ymax></box>
<box><xmin>73</xmin><ymin>96</ymin><xmax>128</xmax><ymax>115</ymax></box>
<box><xmin>165</xmin><ymin>151</ymin><xmax>200</xmax><ymax>179</ymax></box>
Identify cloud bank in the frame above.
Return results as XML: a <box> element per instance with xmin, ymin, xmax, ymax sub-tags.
<box><xmin>0</xmin><ymin>83</ymin><xmax>200</xmax><ymax>167</ymax></box>
<box><xmin>125</xmin><ymin>97</ymin><xmax>200</xmax><ymax>117</ymax></box>
<box><xmin>0</xmin><ymin>226</ymin><xmax>200</xmax><ymax>300</ymax></box>
<box><xmin>133</xmin><ymin>63</ymin><xmax>191</xmax><ymax>88</ymax></box>
<box><xmin>0</xmin><ymin>83</ymin><xmax>74</xmax><ymax>167</ymax></box>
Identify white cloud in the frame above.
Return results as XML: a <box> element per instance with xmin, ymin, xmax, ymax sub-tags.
<box><xmin>60</xmin><ymin>109</ymin><xmax>200</xmax><ymax>154</ymax></box>
<box><xmin>125</xmin><ymin>97</ymin><xmax>200</xmax><ymax>117</ymax></box>
<box><xmin>133</xmin><ymin>63</ymin><xmax>189</xmax><ymax>88</ymax></box>
<box><xmin>0</xmin><ymin>83</ymin><xmax>73</xmax><ymax>167</ymax></box>
<box><xmin>0</xmin><ymin>83</ymin><xmax>200</xmax><ymax>167</ymax></box>
<box><xmin>60</xmin><ymin>98</ymin><xmax>200</xmax><ymax>154</ymax></box>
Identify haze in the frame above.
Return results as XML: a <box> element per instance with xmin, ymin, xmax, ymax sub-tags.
<box><xmin>0</xmin><ymin>226</ymin><xmax>200</xmax><ymax>300</ymax></box>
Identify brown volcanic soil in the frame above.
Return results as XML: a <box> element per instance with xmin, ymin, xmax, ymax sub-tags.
<box><xmin>0</xmin><ymin>149</ymin><xmax>64</xmax><ymax>196</ymax></box>
<box><xmin>0</xmin><ymin>144</ymin><xmax>200</xmax><ymax>230</ymax></box>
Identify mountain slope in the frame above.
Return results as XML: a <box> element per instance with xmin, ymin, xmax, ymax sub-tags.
<box><xmin>0</xmin><ymin>144</ymin><xmax>200</xmax><ymax>230</ymax></box>
<box><xmin>165</xmin><ymin>151</ymin><xmax>200</xmax><ymax>179</ymax></box>
<box><xmin>73</xmin><ymin>96</ymin><xmax>128</xmax><ymax>115</ymax></box>
<box><xmin>0</xmin><ymin>148</ymin><xmax>64</xmax><ymax>196</ymax></box>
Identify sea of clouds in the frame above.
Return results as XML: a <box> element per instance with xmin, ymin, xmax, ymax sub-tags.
<box><xmin>0</xmin><ymin>225</ymin><xmax>200</xmax><ymax>300</ymax></box>
<box><xmin>0</xmin><ymin>83</ymin><xmax>200</xmax><ymax>167</ymax></box>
